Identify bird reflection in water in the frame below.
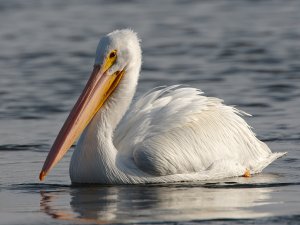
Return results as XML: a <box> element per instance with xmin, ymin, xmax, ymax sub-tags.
<box><xmin>40</xmin><ymin>175</ymin><xmax>278</xmax><ymax>224</ymax></box>
<box><xmin>40</xmin><ymin>187</ymin><xmax>118</xmax><ymax>224</ymax></box>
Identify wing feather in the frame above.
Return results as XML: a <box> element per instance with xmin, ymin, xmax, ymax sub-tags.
<box><xmin>114</xmin><ymin>86</ymin><xmax>283</xmax><ymax>176</ymax></box>
<box><xmin>114</xmin><ymin>85</ymin><xmax>217</xmax><ymax>150</ymax></box>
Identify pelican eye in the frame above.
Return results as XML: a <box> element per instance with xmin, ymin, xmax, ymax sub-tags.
<box><xmin>109</xmin><ymin>51</ymin><xmax>117</xmax><ymax>59</ymax></box>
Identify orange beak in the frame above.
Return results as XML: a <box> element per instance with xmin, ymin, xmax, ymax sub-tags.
<box><xmin>39</xmin><ymin>61</ymin><xmax>125</xmax><ymax>181</ymax></box>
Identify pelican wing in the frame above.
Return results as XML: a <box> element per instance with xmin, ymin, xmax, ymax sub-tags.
<box><xmin>114</xmin><ymin>86</ymin><xmax>285</xmax><ymax>176</ymax></box>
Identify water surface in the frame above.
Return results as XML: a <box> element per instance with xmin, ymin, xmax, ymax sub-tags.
<box><xmin>1</xmin><ymin>0</ymin><xmax>300</xmax><ymax>224</ymax></box>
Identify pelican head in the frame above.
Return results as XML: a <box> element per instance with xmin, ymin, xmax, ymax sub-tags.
<box><xmin>39</xmin><ymin>29</ymin><xmax>142</xmax><ymax>181</ymax></box>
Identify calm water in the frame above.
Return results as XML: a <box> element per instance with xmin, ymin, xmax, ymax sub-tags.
<box><xmin>1</xmin><ymin>0</ymin><xmax>300</xmax><ymax>224</ymax></box>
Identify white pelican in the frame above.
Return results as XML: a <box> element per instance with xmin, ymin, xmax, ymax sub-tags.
<box><xmin>39</xmin><ymin>29</ymin><xmax>286</xmax><ymax>184</ymax></box>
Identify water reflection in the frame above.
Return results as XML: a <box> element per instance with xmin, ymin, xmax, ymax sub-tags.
<box><xmin>40</xmin><ymin>179</ymin><xmax>277</xmax><ymax>223</ymax></box>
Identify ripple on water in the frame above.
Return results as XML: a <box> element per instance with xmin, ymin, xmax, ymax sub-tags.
<box><xmin>0</xmin><ymin>144</ymin><xmax>49</xmax><ymax>152</ymax></box>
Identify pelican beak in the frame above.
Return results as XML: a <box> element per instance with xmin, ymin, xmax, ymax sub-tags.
<box><xmin>39</xmin><ymin>59</ymin><xmax>125</xmax><ymax>181</ymax></box>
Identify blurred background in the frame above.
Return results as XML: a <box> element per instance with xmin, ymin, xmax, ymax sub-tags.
<box><xmin>0</xmin><ymin>0</ymin><xmax>300</xmax><ymax>224</ymax></box>
<box><xmin>1</xmin><ymin>0</ymin><xmax>300</xmax><ymax>146</ymax></box>
<box><xmin>1</xmin><ymin>0</ymin><xmax>300</xmax><ymax>147</ymax></box>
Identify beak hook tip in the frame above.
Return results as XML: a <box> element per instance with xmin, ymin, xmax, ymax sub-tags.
<box><xmin>39</xmin><ymin>171</ymin><xmax>46</xmax><ymax>181</ymax></box>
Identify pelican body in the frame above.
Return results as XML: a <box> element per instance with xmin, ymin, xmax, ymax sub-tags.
<box><xmin>39</xmin><ymin>29</ymin><xmax>285</xmax><ymax>184</ymax></box>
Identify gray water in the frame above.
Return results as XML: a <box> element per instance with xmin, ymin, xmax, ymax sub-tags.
<box><xmin>1</xmin><ymin>0</ymin><xmax>300</xmax><ymax>224</ymax></box>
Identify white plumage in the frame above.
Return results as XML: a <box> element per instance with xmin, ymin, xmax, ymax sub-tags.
<box><xmin>63</xmin><ymin>29</ymin><xmax>286</xmax><ymax>184</ymax></box>
<box><xmin>115</xmin><ymin>85</ymin><xmax>276</xmax><ymax>176</ymax></box>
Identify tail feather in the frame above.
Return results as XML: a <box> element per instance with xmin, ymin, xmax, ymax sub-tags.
<box><xmin>251</xmin><ymin>152</ymin><xmax>287</xmax><ymax>174</ymax></box>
